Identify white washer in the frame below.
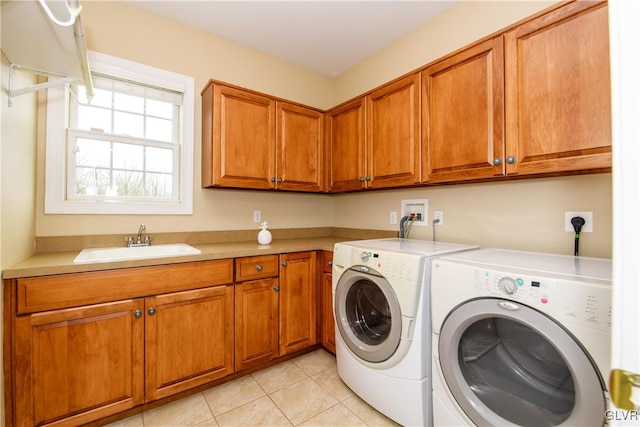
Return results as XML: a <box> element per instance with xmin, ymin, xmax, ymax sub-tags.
<box><xmin>332</xmin><ymin>238</ymin><xmax>478</xmax><ymax>427</ymax></box>
<box><xmin>430</xmin><ymin>248</ymin><xmax>612</xmax><ymax>426</ymax></box>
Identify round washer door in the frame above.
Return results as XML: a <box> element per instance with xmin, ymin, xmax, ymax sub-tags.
<box><xmin>439</xmin><ymin>298</ymin><xmax>605</xmax><ymax>426</ymax></box>
<box><xmin>334</xmin><ymin>266</ymin><xmax>402</xmax><ymax>363</ymax></box>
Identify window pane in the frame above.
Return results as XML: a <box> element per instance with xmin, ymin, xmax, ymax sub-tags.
<box><xmin>145</xmin><ymin>173</ymin><xmax>173</xmax><ymax>198</ymax></box>
<box><xmin>114</xmin><ymin>111</ymin><xmax>144</xmax><ymax>138</ymax></box>
<box><xmin>146</xmin><ymin>146</ymin><xmax>173</xmax><ymax>173</ymax></box>
<box><xmin>114</xmin><ymin>92</ymin><xmax>144</xmax><ymax>114</ymax></box>
<box><xmin>147</xmin><ymin>99</ymin><xmax>173</xmax><ymax>119</ymax></box>
<box><xmin>113</xmin><ymin>142</ymin><xmax>144</xmax><ymax>170</ymax></box>
<box><xmin>75</xmin><ymin>166</ymin><xmax>96</xmax><ymax>195</ymax></box>
<box><xmin>114</xmin><ymin>170</ymin><xmax>144</xmax><ymax>196</ymax></box>
<box><xmin>74</xmin><ymin>167</ymin><xmax>111</xmax><ymax>196</ymax></box>
<box><xmin>78</xmin><ymin>105</ymin><xmax>112</xmax><ymax>133</ymax></box>
<box><xmin>95</xmin><ymin>168</ymin><xmax>111</xmax><ymax>195</ymax></box>
<box><xmin>146</xmin><ymin>117</ymin><xmax>173</xmax><ymax>142</ymax></box>
<box><xmin>76</xmin><ymin>138</ymin><xmax>111</xmax><ymax>167</ymax></box>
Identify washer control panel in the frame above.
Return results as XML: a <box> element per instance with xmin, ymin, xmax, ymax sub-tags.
<box><xmin>473</xmin><ymin>268</ymin><xmax>611</xmax><ymax>332</ymax></box>
<box><xmin>349</xmin><ymin>248</ymin><xmax>425</xmax><ymax>283</ymax></box>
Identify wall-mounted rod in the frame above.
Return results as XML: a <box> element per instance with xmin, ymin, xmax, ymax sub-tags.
<box><xmin>69</xmin><ymin>0</ymin><xmax>94</xmax><ymax>99</ymax></box>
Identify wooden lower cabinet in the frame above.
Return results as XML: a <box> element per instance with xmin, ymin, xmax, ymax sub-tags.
<box><xmin>320</xmin><ymin>251</ymin><xmax>335</xmax><ymax>353</ymax></box>
<box><xmin>6</xmin><ymin>252</ymin><xmax>327</xmax><ymax>426</ymax></box>
<box><xmin>14</xmin><ymin>300</ymin><xmax>145</xmax><ymax>426</ymax></box>
<box><xmin>234</xmin><ymin>278</ymin><xmax>279</xmax><ymax>371</ymax></box>
<box><xmin>145</xmin><ymin>286</ymin><xmax>234</xmax><ymax>402</ymax></box>
<box><xmin>234</xmin><ymin>252</ymin><xmax>318</xmax><ymax>365</ymax></box>
<box><xmin>279</xmin><ymin>252</ymin><xmax>317</xmax><ymax>355</ymax></box>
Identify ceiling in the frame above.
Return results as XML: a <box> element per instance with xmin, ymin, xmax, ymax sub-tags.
<box><xmin>126</xmin><ymin>1</ymin><xmax>457</xmax><ymax>78</ymax></box>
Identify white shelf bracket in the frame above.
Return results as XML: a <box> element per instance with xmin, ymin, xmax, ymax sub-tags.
<box><xmin>7</xmin><ymin>64</ymin><xmax>77</xmax><ymax>107</ymax></box>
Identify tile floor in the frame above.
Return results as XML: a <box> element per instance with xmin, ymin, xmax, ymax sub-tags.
<box><xmin>105</xmin><ymin>350</ymin><xmax>400</xmax><ymax>427</ymax></box>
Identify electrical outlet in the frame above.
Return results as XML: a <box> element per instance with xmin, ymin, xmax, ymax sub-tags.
<box><xmin>253</xmin><ymin>210</ymin><xmax>261</xmax><ymax>223</ymax></box>
<box><xmin>389</xmin><ymin>211</ymin><xmax>398</xmax><ymax>224</ymax></box>
<box><xmin>564</xmin><ymin>211</ymin><xmax>593</xmax><ymax>232</ymax></box>
<box><xmin>433</xmin><ymin>211</ymin><xmax>444</xmax><ymax>226</ymax></box>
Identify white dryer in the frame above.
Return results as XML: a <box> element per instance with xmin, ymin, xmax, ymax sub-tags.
<box><xmin>332</xmin><ymin>238</ymin><xmax>478</xmax><ymax>427</ymax></box>
<box><xmin>430</xmin><ymin>248</ymin><xmax>612</xmax><ymax>427</ymax></box>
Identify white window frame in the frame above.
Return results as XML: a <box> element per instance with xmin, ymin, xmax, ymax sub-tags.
<box><xmin>44</xmin><ymin>51</ymin><xmax>195</xmax><ymax>214</ymax></box>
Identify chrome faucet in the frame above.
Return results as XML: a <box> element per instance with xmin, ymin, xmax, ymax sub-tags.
<box><xmin>136</xmin><ymin>224</ymin><xmax>146</xmax><ymax>244</ymax></box>
<box><xmin>124</xmin><ymin>224</ymin><xmax>151</xmax><ymax>247</ymax></box>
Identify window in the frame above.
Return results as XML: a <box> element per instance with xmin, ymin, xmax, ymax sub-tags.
<box><xmin>45</xmin><ymin>51</ymin><xmax>194</xmax><ymax>214</ymax></box>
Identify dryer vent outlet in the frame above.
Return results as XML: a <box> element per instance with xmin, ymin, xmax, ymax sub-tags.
<box><xmin>401</xmin><ymin>199</ymin><xmax>428</xmax><ymax>227</ymax></box>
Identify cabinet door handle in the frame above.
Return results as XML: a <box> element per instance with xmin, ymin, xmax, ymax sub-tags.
<box><xmin>359</xmin><ymin>176</ymin><xmax>366</xmax><ymax>182</ymax></box>
<box><xmin>365</xmin><ymin>176</ymin><xmax>371</xmax><ymax>181</ymax></box>
<box><xmin>277</xmin><ymin>177</ymin><xmax>283</xmax><ymax>183</ymax></box>
<box><xmin>256</xmin><ymin>264</ymin><xmax>263</xmax><ymax>271</ymax></box>
<box><xmin>270</xmin><ymin>177</ymin><xmax>276</xmax><ymax>182</ymax></box>
<box><xmin>133</xmin><ymin>309</ymin><xmax>142</xmax><ymax>319</ymax></box>
<box><xmin>506</xmin><ymin>156</ymin><xmax>516</xmax><ymax>164</ymax></box>
<box><xmin>328</xmin><ymin>261</ymin><xmax>333</xmax><ymax>266</ymax></box>
<box><xmin>148</xmin><ymin>307</ymin><xmax>156</xmax><ymax>316</ymax></box>
<box><xmin>274</xmin><ymin>284</ymin><xmax>280</xmax><ymax>292</ymax></box>
<box><xmin>493</xmin><ymin>158</ymin><xmax>502</xmax><ymax>166</ymax></box>
<box><xmin>281</xmin><ymin>261</ymin><xmax>288</xmax><ymax>267</ymax></box>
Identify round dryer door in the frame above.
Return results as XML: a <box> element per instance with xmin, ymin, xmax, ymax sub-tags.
<box><xmin>334</xmin><ymin>266</ymin><xmax>402</xmax><ymax>363</ymax></box>
<box><xmin>439</xmin><ymin>298</ymin><xmax>606</xmax><ymax>426</ymax></box>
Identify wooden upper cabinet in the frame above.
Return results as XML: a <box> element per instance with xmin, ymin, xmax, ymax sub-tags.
<box><xmin>202</xmin><ymin>81</ymin><xmax>324</xmax><ymax>192</ymax></box>
<box><xmin>327</xmin><ymin>97</ymin><xmax>367</xmax><ymax>191</ymax></box>
<box><xmin>327</xmin><ymin>74</ymin><xmax>420</xmax><ymax>192</ymax></box>
<box><xmin>422</xmin><ymin>36</ymin><xmax>505</xmax><ymax>183</ymax></box>
<box><xmin>202</xmin><ymin>83</ymin><xmax>275</xmax><ymax>189</ymax></box>
<box><xmin>276</xmin><ymin>102</ymin><xmax>324</xmax><ymax>191</ymax></box>
<box><xmin>367</xmin><ymin>74</ymin><xmax>421</xmax><ymax>188</ymax></box>
<box><xmin>504</xmin><ymin>1</ymin><xmax>611</xmax><ymax>175</ymax></box>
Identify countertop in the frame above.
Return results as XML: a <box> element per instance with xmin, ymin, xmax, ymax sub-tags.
<box><xmin>2</xmin><ymin>237</ymin><xmax>348</xmax><ymax>279</ymax></box>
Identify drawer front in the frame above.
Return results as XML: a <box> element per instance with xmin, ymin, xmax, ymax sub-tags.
<box><xmin>235</xmin><ymin>255</ymin><xmax>279</xmax><ymax>282</ymax></box>
<box><xmin>16</xmin><ymin>259</ymin><xmax>234</xmax><ymax>314</ymax></box>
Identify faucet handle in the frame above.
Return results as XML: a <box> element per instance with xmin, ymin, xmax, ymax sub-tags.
<box><xmin>144</xmin><ymin>235</ymin><xmax>152</xmax><ymax>245</ymax></box>
<box><xmin>124</xmin><ymin>236</ymin><xmax>134</xmax><ymax>247</ymax></box>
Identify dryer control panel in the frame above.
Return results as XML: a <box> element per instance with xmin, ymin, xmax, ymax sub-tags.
<box><xmin>472</xmin><ymin>268</ymin><xmax>612</xmax><ymax>333</ymax></box>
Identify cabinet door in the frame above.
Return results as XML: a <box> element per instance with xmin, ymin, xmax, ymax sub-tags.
<box><xmin>145</xmin><ymin>285</ymin><xmax>234</xmax><ymax>402</ymax></box>
<box><xmin>367</xmin><ymin>74</ymin><xmax>421</xmax><ymax>189</ymax></box>
<box><xmin>202</xmin><ymin>83</ymin><xmax>276</xmax><ymax>189</ymax></box>
<box><xmin>422</xmin><ymin>37</ymin><xmax>505</xmax><ymax>183</ymax></box>
<box><xmin>14</xmin><ymin>300</ymin><xmax>144</xmax><ymax>426</ymax></box>
<box><xmin>321</xmin><ymin>272</ymin><xmax>335</xmax><ymax>353</ymax></box>
<box><xmin>279</xmin><ymin>252</ymin><xmax>317</xmax><ymax>355</ymax></box>
<box><xmin>328</xmin><ymin>98</ymin><xmax>367</xmax><ymax>191</ymax></box>
<box><xmin>235</xmin><ymin>278</ymin><xmax>280</xmax><ymax>371</ymax></box>
<box><xmin>504</xmin><ymin>1</ymin><xmax>611</xmax><ymax>175</ymax></box>
<box><xmin>276</xmin><ymin>102</ymin><xmax>325</xmax><ymax>192</ymax></box>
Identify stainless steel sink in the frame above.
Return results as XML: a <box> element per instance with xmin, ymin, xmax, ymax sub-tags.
<box><xmin>73</xmin><ymin>243</ymin><xmax>201</xmax><ymax>264</ymax></box>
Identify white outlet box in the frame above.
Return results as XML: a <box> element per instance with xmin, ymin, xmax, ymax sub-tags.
<box><xmin>564</xmin><ymin>211</ymin><xmax>593</xmax><ymax>232</ymax></box>
<box><xmin>253</xmin><ymin>210</ymin><xmax>262</xmax><ymax>223</ymax></box>
<box><xmin>389</xmin><ymin>211</ymin><xmax>398</xmax><ymax>224</ymax></box>
<box><xmin>401</xmin><ymin>199</ymin><xmax>428</xmax><ymax>226</ymax></box>
<box><xmin>433</xmin><ymin>211</ymin><xmax>444</xmax><ymax>225</ymax></box>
